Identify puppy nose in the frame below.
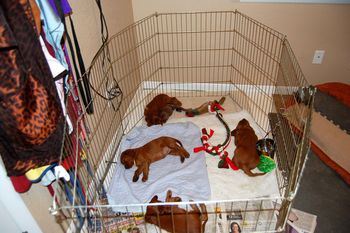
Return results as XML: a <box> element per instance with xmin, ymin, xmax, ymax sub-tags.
<box><xmin>125</xmin><ymin>164</ymin><xmax>132</xmax><ymax>169</ymax></box>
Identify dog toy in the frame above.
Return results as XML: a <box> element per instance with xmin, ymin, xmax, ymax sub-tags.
<box><xmin>193</xmin><ymin>106</ymin><xmax>238</xmax><ymax>170</ymax></box>
<box><xmin>183</xmin><ymin>97</ymin><xmax>226</xmax><ymax>117</ymax></box>
<box><xmin>257</xmin><ymin>155</ymin><xmax>276</xmax><ymax>173</ymax></box>
<box><xmin>217</xmin><ymin>153</ymin><xmax>229</xmax><ymax>169</ymax></box>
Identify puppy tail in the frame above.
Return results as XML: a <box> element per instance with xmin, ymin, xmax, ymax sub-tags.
<box><xmin>218</xmin><ymin>96</ymin><xmax>226</xmax><ymax>105</ymax></box>
<box><xmin>243</xmin><ymin>167</ymin><xmax>266</xmax><ymax>177</ymax></box>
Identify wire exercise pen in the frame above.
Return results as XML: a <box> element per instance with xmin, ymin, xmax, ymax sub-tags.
<box><xmin>52</xmin><ymin>10</ymin><xmax>315</xmax><ymax>233</ymax></box>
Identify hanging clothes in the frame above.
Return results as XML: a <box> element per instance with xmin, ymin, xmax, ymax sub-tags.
<box><xmin>25</xmin><ymin>163</ymin><xmax>70</xmax><ymax>186</ymax></box>
<box><xmin>47</xmin><ymin>0</ymin><xmax>71</xmax><ymax>16</ymax></box>
<box><xmin>36</xmin><ymin>1</ymin><xmax>73</xmax><ymax>134</ymax></box>
<box><xmin>36</xmin><ymin>0</ymin><xmax>67</xmax><ymax>70</ymax></box>
<box><xmin>40</xmin><ymin>34</ymin><xmax>73</xmax><ymax>133</ymax></box>
<box><xmin>0</xmin><ymin>0</ymin><xmax>64</xmax><ymax>176</ymax></box>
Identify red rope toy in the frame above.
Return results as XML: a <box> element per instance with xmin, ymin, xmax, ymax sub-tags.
<box><xmin>192</xmin><ymin>101</ymin><xmax>239</xmax><ymax>170</ymax></box>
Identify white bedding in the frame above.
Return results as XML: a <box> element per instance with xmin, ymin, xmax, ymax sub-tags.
<box><xmin>107</xmin><ymin>109</ymin><xmax>280</xmax><ymax>211</ymax></box>
<box><xmin>167</xmin><ymin>110</ymin><xmax>280</xmax><ymax>200</ymax></box>
<box><xmin>104</xmin><ymin>109</ymin><xmax>280</xmax><ymax>233</ymax></box>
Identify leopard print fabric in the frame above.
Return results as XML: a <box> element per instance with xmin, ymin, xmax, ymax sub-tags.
<box><xmin>0</xmin><ymin>0</ymin><xmax>64</xmax><ymax>176</ymax></box>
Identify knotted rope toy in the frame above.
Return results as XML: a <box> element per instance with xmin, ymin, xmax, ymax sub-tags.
<box><xmin>183</xmin><ymin>97</ymin><xmax>226</xmax><ymax>117</ymax></box>
<box><xmin>192</xmin><ymin>99</ymin><xmax>238</xmax><ymax>170</ymax></box>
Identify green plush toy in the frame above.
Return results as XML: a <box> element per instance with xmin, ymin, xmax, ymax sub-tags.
<box><xmin>257</xmin><ymin>155</ymin><xmax>276</xmax><ymax>173</ymax></box>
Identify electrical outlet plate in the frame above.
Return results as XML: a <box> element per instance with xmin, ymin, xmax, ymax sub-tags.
<box><xmin>312</xmin><ymin>50</ymin><xmax>325</xmax><ymax>64</ymax></box>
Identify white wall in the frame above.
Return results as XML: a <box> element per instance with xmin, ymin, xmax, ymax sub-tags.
<box><xmin>0</xmin><ymin>160</ymin><xmax>43</xmax><ymax>233</ymax></box>
<box><xmin>131</xmin><ymin>0</ymin><xmax>350</xmax><ymax>85</ymax></box>
<box><xmin>68</xmin><ymin>0</ymin><xmax>135</xmax><ymax>66</ymax></box>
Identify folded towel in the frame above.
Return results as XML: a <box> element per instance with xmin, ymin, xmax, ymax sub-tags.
<box><xmin>107</xmin><ymin>122</ymin><xmax>211</xmax><ymax>212</ymax></box>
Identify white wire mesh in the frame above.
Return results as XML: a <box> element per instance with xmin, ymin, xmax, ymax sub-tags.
<box><xmin>54</xmin><ymin>11</ymin><xmax>314</xmax><ymax>233</ymax></box>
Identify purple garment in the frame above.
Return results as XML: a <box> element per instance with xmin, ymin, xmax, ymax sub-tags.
<box><xmin>48</xmin><ymin>0</ymin><xmax>72</xmax><ymax>16</ymax></box>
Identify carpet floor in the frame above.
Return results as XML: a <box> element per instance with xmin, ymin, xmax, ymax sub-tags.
<box><xmin>292</xmin><ymin>149</ymin><xmax>350</xmax><ymax>233</ymax></box>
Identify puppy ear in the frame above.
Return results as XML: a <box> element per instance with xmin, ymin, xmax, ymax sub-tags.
<box><xmin>121</xmin><ymin>150</ymin><xmax>135</xmax><ymax>163</ymax></box>
<box><xmin>153</xmin><ymin>116</ymin><xmax>161</xmax><ymax>125</ymax></box>
<box><xmin>231</xmin><ymin>129</ymin><xmax>237</xmax><ymax>136</ymax></box>
<box><xmin>128</xmin><ymin>150</ymin><xmax>136</xmax><ymax>159</ymax></box>
<box><xmin>120</xmin><ymin>152</ymin><xmax>126</xmax><ymax>164</ymax></box>
<box><xmin>169</xmin><ymin>97</ymin><xmax>182</xmax><ymax>107</ymax></box>
<box><xmin>150</xmin><ymin>195</ymin><xmax>159</xmax><ymax>203</ymax></box>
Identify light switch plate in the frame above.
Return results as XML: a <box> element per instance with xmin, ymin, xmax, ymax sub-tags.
<box><xmin>312</xmin><ymin>50</ymin><xmax>325</xmax><ymax>64</ymax></box>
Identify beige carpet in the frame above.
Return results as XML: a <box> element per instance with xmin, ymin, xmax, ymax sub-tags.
<box><xmin>285</xmin><ymin>103</ymin><xmax>350</xmax><ymax>185</ymax></box>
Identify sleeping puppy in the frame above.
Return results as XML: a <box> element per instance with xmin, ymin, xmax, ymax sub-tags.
<box><xmin>120</xmin><ymin>137</ymin><xmax>190</xmax><ymax>182</ymax></box>
<box><xmin>145</xmin><ymin>190</ymin><xmax>208</xmax><ymax>233</ymax></box>
<box><xmin>231</xmin><ymin>119</ymin><xmax>265</xmax><ymax>177</ymax></box>
<box><xmin>144</xmin><ymin>94</ymin><xmax>183</xmax><ymax>126</ymax></box>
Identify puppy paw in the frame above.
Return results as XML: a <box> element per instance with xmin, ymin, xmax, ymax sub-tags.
<box><xmin>166</xmin><ymin>190</ymin><xmax>173</xmax><ymax>197</ymax></box>
<box><xmin>132</xmin><ymin>175</ymin><xmax>139</xmax><ymax>182</ymax></box>
<box><xmin>142</xmin><ymin>176</ymin><xmax>148</xmax><ymax>182</ymax></box>
<box><xmin>181</xmin><ymin>157</ymin><xmax>185</xmax><ymax>163</ymax></box>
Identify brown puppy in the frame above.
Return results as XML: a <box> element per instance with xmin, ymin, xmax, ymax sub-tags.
<box><xmin>231</xmin><ymin>119</ymin><xmax>265</xmax><ymax>177</ymax></box>
<box><xmin>144</xmin><ymin>94</ymin><xmax>183</xmax><ymax>126</ymax></box>
<box><xmin>120</xmin><ymin>137</ymin><xmax>190</xmax><ymax>182</ymax></box>
<box><xmin>145</xmin><ymin>190</ymin><xmax>208</xmax><ymax>233</ymax></box>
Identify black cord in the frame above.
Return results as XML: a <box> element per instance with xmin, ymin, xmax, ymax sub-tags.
<box><xmin>54</xmin><ymin>0</ymin><xmax>94</xmax><ymax>114</ymax></box>
<box><xmin>85</xmin><ymin>0</ymin><xmax>123</xmax><ymax>112</ymax></box>
<box><xmin>95</xmin><ymin>0</ymin><xmax>108</xmax><ymax>44</ymax></box>
<box><xmin>216</xmin><ymin>111</ymin><xmax>231</xmax><ymax>148</ymax></box>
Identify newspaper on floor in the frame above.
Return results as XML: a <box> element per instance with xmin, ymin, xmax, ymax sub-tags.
<box><xmin>286</xmin><ymin>208</ymin><xmax>317</xmax><ymax>233</ymax></box>
<box><xmin>210</xmin><ymin>201</ymin><xmax>277</xmax><ymax>233</ymax></box>
<box><xmin>88</xmin><ymin>197</ymin><xmax>148</xmax><ymax>233</ymax></box>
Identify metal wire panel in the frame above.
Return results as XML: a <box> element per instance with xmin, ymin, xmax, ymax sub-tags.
<box><xmin>231</xmin><ymin>11</ymin><xmax>285</xmax><ymax>132</ymax></box>
<box><xmin>156</xmin><ymin>12</ymin><xmax>235</xmax><ymax>92</ymax></box>
<box><xmin>53</xmin><ymin>11</ymin><xmax>315</xmax><ymax>233</ymax></box>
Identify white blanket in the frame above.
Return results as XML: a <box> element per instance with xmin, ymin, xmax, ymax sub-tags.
<box><xmin>107</xmin><ymin>122</ymin><xmax>211</xmax><ymax>212</ymax></box>
<box><xmin>168</xmin><ymin>110</ymin><xmax>280</xmax><ymax>200</ymax></box>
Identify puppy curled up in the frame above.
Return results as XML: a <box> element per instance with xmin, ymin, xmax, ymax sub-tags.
<box><xmin>231</xmin><ymin>118</ymin><xmax>265</xmax><ymax>177</ymax></box>
<box><xmin>144</xmin><ymin>94</ymin><xmax>183</xmax><ymax>126</ymax></box>
<box><xmin>145</xmin><ymin>190</ymin><xmax>208</xmax><ymax>233</ymax></box>
<box><xmin>120</xmin><ymin>136</ymin><xmax>190</xmax><ymax>182</ymax></box>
